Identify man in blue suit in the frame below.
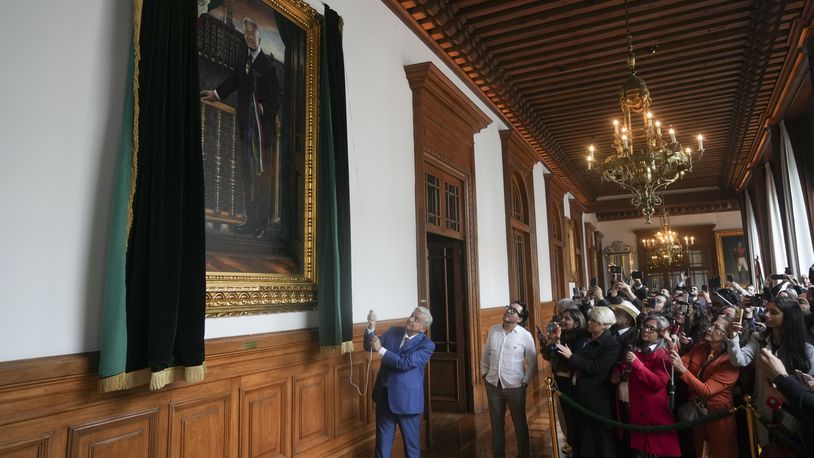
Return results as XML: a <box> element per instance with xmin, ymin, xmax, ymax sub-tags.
<box><xmin>365</xmin><ymin>307</ymin><xmax>435</xmax><ymax>458</ymax></box>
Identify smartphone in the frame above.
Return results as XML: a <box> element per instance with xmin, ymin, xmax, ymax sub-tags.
<box><xmin>590</xmin><ymin>277</ymin><xmax>597</xmax><ymax>288</ymax></box>
<box><xmin>572</xmin><ymin>287</ymin><xmax>579</xmax><ymax>298</ymax></box>
<box><xmin>770</xmin><ymin>274</ymin><xmax>786</xmax><ymax>280</ymax></box>
<box><xmin>701</xmin><ymin>284</ymin><xmax>708</xmax><ymax>292</ymax></box>
<box><xmin>726</xmin><ymin>274</ymin><xmax>734</xmax><ymax>283</ymax></box>
<box><xmin>546</xmin><ymin>322</ymin><xmax>558</xmax><ymax>334</ymax></box>
<box><xmin>785</xmin><ymin>266</ymin><xmax>793</xmax><ymax>275</ymax></box>
<box><xmin>733</xmin><ymin>308</ymin><xmax>744</xmax><ymax>324</ymax></box>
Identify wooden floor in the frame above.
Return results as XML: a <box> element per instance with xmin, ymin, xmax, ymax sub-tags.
<box><xmin>422</xmin><ymin>381</ymin><xmax>565</xmax><ymax>458</ymax></box>
<box><xmin>337</xmin><ymin>379</ymin><xmax>566</xmax><ymax>457</ymax></box>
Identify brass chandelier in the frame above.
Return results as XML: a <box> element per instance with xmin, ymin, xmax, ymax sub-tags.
<box><xmin>587</xmin><ymin>0</ymin><xmax>704</xmax><ymax>223</ymax></box>
<box><xmin>641</xmin><ymin>210</ymin><xmax>694</xmax><ymax>269</ymax></box>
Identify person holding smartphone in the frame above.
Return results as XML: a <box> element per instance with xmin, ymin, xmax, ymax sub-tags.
<box><xmin>538</xmin><ymin>307</ymin><xmax>586</xmax><ymax>456</ymax></box>
<box><xmin>671</xmin><ymin>316</ymin><xmax>740</xmax><ymax>458</ymax></box>
<box><xmin>759</xmin><ymin>348</ymin><xmax>814</xmax><ymax>455</ymax></box>
<box><xmin>726</xmin><ymin>296</ymin><xmax>814</xmax><ymax>446</ymax></box>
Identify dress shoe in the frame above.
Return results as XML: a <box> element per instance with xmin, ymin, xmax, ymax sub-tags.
<box><xmin>233</xmin><ymin>222</ymin><xmax>257</xmax><ymax>235</ymax></box>
<box><xmin>255</xmin><ymin>227</ymin><xmax>272</xmax><ymax>240</ymax></box>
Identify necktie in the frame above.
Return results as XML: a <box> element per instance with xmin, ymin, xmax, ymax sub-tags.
<box><xmin>399</xmin><ymin>336</ymin><xmax>409</xmax><ymax>349</ymax></box>
<box><xmin>245</xmin><ymin>53</ymin><xmax>253</xmax><ymax>74</ymax></box>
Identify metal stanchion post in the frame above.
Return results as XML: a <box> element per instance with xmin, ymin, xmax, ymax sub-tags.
<box><xmin>743</xmin><ymin>395</ymin><xmax>757</xmax><ymax>458</ymax></box>
<box><xmin>545</xmin><ymin>377</ymin><xmax>560</xmax><ymax>458</ymax></box>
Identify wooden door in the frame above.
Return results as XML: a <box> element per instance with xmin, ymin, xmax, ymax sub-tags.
<box><xmin>427</xmin><ymin>233</ymin><xmax>468</xmax><ymax>412</ymax></box>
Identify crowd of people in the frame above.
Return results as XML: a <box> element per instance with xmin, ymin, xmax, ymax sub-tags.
<box><xmin>362</xmin><ymin>270</ymin><xmax>814</xmax><ymax>458</ymax></box>
<box><xmin>538</xmin><ymin>269</ymin><xmax>814</xmax><ymax>457</ymax></box>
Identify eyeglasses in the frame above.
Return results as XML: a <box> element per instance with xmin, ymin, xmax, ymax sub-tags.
<box><xmin>709</xmin><ymin>324</ymin><xmax>726</xmax><ymax>333</ymax></box>
<box><xmin>641</xmin><ymin>325</ymin><xmax>658</xmax><ymax>333</ymax></box>
<box><xmin>505</xmin><ymin>305</ymin><xmax>520</xmax><ymax>315</ymax></box>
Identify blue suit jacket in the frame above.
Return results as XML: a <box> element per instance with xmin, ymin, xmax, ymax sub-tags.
<box><xmin>365</xmin><ymin>326</ymin><xmax>435</xmax><ymax>415</ymax></box>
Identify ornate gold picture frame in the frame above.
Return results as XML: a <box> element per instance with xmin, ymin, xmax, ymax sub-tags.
<box><xmin>714</xmin><ymin>229</ymin><xmax>750</xmax><ymax>287</ymax></box>
<box><xmin>197</xmin><ymin>0</ymin><xmax>320</xmax><ymax>316</ymax></box>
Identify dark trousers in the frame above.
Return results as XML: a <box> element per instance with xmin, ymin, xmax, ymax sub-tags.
<box><xmin>237</xmin><ymin>138</ymin><xmax>271</xmax><ymax>231</ymax></box>
<box><xmin>375</xmin><ymin>389</ymin><xmax>421</xmax><ymax>458</ymax></box>
<box><xmin>486</xmin><ymin>381</ymin><xmax>530</xmax><ymax>458</ymax></box>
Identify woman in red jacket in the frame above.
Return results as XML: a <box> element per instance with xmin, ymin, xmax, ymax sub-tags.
<box><xmin>625</xmin><ymin>315</ymin><xmax>681</xmax><ymax>457</ymax></box>
<box><xmin>670</xmin><ymin>316</ymin><xmax>739</xmax><ymax>458</ymax></box>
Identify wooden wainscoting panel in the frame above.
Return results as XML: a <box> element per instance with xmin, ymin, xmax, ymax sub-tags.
<box><xmin>67</xmin><ymin>409</ymin><xmax>158</xmax><ymax>458</ymax></box>
<box><xmin>169</xmin><ymin>395</ymin><xmax>230</xmax><ymax>458</ymax></box>
<box><xmin>0</xmin><ymin>320</ymin><xmax>414</xmax><ymax>458</ymax></box>
<box><xmin>479</xmin><ymin>307</ymin><xmax>506</xmax><ymax>347</ymax></box>
<box><xmin>334</xmin><ymin>360</ymin><xmax>367</xmax><ymax>436</ymax></box>
<box><xmin>0</xmin><ymin>435</ymin><xmax>51</xmax><ymax>458</ymax></box>
<box><xmin>240</xmin><ymin>379</ymin><xmax>288</xmax><ymax>458</ymax></box>
<box><xmin>292</xmin><ymin>370</ymin><xmax>331</xmax><ymax>454</ymax></box>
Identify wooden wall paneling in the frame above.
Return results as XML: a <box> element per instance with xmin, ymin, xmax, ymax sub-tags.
<box><xmin>292</xmin><ymin>370</ymin><xmax>332</xmax><ymax>454</ymax></box>
<box><xmin>239</xmin><ymin>377</ymin><xmax>289</xmax><ymax>458</ymax></box>
<box><xmin>500</xmin><ymin>129</ymin><xmax>542</xmax><ymax>335</ymax></box>
<box><xmin>0</xmin><ymin>320</ymin><xmax>429</xmax><ymax>458</ymax></box>
<box><xmin>406</xmin><ymin>61</ymin><xmax>491</xmax><ymax>416</ymax></box>
<box><xmin>569</xmin><ymin>199</ymin><xmax>586</xmax><ymax>287</ymax></box>
<box><xmin>169</xmin><ymin>394</ymin><xmax>230</xmax><ymax>458</ymax></box>
<box><xmin>545</xmin><ymin>175</ymin><xmax>567</xmax><ymax>300</ymax></box>
<box><xmin>0</xmin><ymin>435</ymin><xmax>50</xmax><ymax>458</ymax></box>
<box><xmin>334</xmin><ymin>360</ymin><xmax>367</xmax><ymax>436</ymax></box>
<box><xmin>67</xmin><ymin>409</ymin><xmax>159</xmax><ymax>458</ymax></box>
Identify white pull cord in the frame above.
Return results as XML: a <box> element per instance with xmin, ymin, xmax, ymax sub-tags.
<box><xmin>347</xmin><ymin>340</ymin><xmax>375</xmax><ymax>396</ymax></box>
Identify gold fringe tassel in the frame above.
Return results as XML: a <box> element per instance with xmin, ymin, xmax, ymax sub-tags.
<box><xmin>98</xmin><ymin>362</ymin><xmax>207</xmax><ymax>393</ymax></box>
<box><xmin>319</xmin><ymin>341</ymin><xmax>356</xmax><ymax>356</ymax></box>
<box><xmin>126</xmin><ymin>0</ymin><xmax>144</xmax><ymax>248</ymax></box>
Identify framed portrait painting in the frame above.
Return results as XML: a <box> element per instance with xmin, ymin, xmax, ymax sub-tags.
<box><xmin>197</xmin><ymin>0</ymin><xmax>319</xmax><ymax>316</ymax></box>
<box><xmin>715</xmin><ymin>229</ymin><xmax>751</xmax><ymax>287</ymax></box>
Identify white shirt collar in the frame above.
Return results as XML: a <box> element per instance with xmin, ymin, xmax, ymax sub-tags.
<box><xmin>249</xmin><ymin>47</ymin><xmax>261</xmax><ymax>60</ymax></box>
<box><xmin>617</xmin><ymin>327</ymin><xmax>631</xmax><ymax>335</ymax></box>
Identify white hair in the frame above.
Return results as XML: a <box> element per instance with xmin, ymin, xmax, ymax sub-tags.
<box><xmin>415</xmin><ymin>306</ymin><xmax>433</xmax><ymax>327</ymax></box>
<box><xmin>242</xmin><ymin>17</ymin><xmax>258</xmax><ymax>30</ymax></box>
<box><xmin>588</xmin><ymin>306</ymin><xmax>616</xmax><ymax>327</ymax></box>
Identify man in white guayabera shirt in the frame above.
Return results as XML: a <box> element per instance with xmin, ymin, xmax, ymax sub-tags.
<box><xmin>481</xmin><ymin>301</ymin><xmax>538</xmax><ymax>458</ymax></box>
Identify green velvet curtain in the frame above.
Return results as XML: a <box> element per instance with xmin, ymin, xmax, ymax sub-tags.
<box><xmin>317</xmin><ymin>5</ymin><xmax>354</xmax><ymax>350</ymax></box>
<box><xmin>99</xmin><ymin>0</ymin><xmax>205</xmax><ymax>392</ymax></box>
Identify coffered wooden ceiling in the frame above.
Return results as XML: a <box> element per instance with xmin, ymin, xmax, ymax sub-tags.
<box><xmin>384</xmin><ymin>0</ymin><xmax>814</xmax><ymax>211</ymax></box>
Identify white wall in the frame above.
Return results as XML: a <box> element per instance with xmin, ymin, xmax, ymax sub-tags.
<box><xmin>533</xmin><ymin>164</ymin><xmax>553</xmax><ymax>302</ymax></box>
<box><xmin>475</xmin><ymin>125</ymin><xmax>511</xmax><ymax>309</ymax></box>
<box><xmin>0</xmin><ymin>0</ymin><xmax>510</xmax><ymax>361</ymax></box>
<box><xmin>592</xmin><ymin>210</ymin><xmax>744</xmax><ymax>274</ymax></box>
<box><xmin>0</xmin><ymin>1</ymin><xmax>132</xmax><ymax>362</ymax></box>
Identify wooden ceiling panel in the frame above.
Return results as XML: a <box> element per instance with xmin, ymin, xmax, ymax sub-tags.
<box><xmin>384</xmin><ymin>0</ymin><xmax>814</xmax><ymax>208</ymax></box>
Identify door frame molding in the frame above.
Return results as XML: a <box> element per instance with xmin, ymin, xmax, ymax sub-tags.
<box><xmin>406</xmin><ymin>62</ymin><xmax>490</xmax><ymax>414</ymax></box>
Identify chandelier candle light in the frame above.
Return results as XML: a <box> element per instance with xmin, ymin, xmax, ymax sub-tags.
<box><xmin>587</xmin><ymin>1</ymin><xmax>704</xmax><ymax>223</ymax></box>
<box><xmin>641</xmin><ymin>210</ymin><xmax>695</xmax><ymax>269</ymax></box>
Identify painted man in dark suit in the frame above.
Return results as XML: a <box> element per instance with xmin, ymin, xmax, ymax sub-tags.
<box><xmin>365</xmin><ymin>307</ymin><xmax>435</xmax><ymax>458</ymax></box>
<box><xmin>201</xmin><ymin>17</ymin><xmax>281</xmax><ymax>238</ymax></box>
